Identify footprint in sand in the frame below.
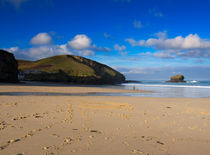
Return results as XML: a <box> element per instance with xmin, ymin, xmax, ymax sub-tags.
<box><xmin>1</xmin><ymin>128</ymin><xmax>44</xmax><ymax>150</ymax></box>
<box><xmin>0</xmin><ymin>121</ymin><xmax>7</xmax><ymax>130</ymax></box>
<box><xmin>123</xmin><ymin>141</ymin><xmax>129</xmax><ymax>146</ymax></box>
<box><xmin>131</xmin><ymin>149</ymin><xmax>144</xmax><ymax>154</ymax></box>
<box><xmin>89</xmin><ymin>135</ymin><xmax>94</xmax><ymax>139</ymax></box>
<box><xmin>90</xmin><ymin>129</ymin><xmax>102</xmax><ymax>134</ymax></box>
<box><xmin>44</xmin><ymin>152</ymin><xmax>55</xmax><ymax>155</ymax></box>
<box><xmin>46</xmin><ymin>137</ymin><xmax>75</xmax><ymax>154</ymax></box>
<box><xmin>0</xmin><ymin>138</ymin><xmax>21</xmax><ymax>150</ymax></box>
<box><xmin>42</xmin><ymin>145</ymin><xmax>58</xmax><ymax>155</ymax></box>
<box><xmin>33</xmin><ymin>113</ymin><xmax>43</xmax><ymax>118</ymax></box>
<box><xmin>4</xmin><ymin>102</ymin><xmax>18</xmax><ymax>107</ymax></box>
<box><xmin>0</xmin><ymin>144</ymin><xmax>9</xmax><ymax>150</ymax></box>
<box><xmin>51</xmin><ymin>133</ymin><xmax>60</xmax><ymax>138</ymax></box>
<box><xmin>72</xmin><ymin>128</ymin><xmax>78</xmax><ymax>130</ymax></box>
<box><xmin>43</xmin><ymin>146</ymin><xmax>51</xmax><ymax>150</ymax></box>
<box><xmin>8</xmin><ymin>139</ymin><xmax>21</xmax><ymax>143</ymax></box>
<box><xmin>12</xmin><ymin>111</ymin><xmax>48</xmax><ymax>121</ymax></box>
<box><xmin>64</xmin><ymin>137</ymin><xmax>73</xmax><ymax>143</ymax></box>
<box><xmin>156</xmin><ymin>140</ymin><xmax>164</xmax><ymax>145</ymax></box>
<box><xmin>12</xmin><ymin>116</ymin><xmax>27</xmax><ymax>121</ymax></box>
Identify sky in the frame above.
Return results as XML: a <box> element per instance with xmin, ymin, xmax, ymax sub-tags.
<box><xmin>1</xmin><ymin>0</ymin><xmax>210</xmax><ymax>80</ymax></box>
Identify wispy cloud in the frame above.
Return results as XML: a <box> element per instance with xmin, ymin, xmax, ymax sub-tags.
<box><xmin>104</xmin><ymin>33</ymin><xmax>113</xmax><ymax>40</ymax></box>
<box><xmin>116</xmin><ymin>66</ymin><xmax>210</xmax><ymax>80</ymax></box>
<box><xmin>114</xmin><ymin>44</ymin><xmax>127</xmax><ymax>55</ymax></box>
<box><xmin>91</xmin><ymin>45</ymin><xmax>111</xmax><ymax>52</ymax></box>
<box><xmin>114</xmin><ymin>44</ymin><xmax>126</xmax><ymax>51</ymax></box>
<box><xmin>1</xmin><ymin>0</ymin><xmax>54</xmax><ymax>9</ymax></box>
<box><xmin>149</xmin><ymin>8</ymin><xmax>163</xmax><ymax>17</ymax></box>
<box><xmin>113</xmin><ymin>0</ymin><xmax>131</xmax><ymax>3</ymax></box>
<box><xmin>1</xmin><ymin>0</ymin><xmax>29</xmax><ymax>8</ymax></box>
<box><xmin>133</xmin><ymin>20</ymin><xmax>143</xmax><ymax>29</ymax></box>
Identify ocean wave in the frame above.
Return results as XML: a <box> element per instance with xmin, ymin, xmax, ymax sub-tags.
<box><xmin>187</xmin><ymin>80</ymin><xmax>199</xmax><ymax>83</ymax></box>
<box><xmin>122</xmin><ymin>83</ymin><xmax>210</xmax><ymax>89</ymax></box>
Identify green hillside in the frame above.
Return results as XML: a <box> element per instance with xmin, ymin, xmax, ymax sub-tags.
<box><xmin>18</xmin><ymin>55</ymin><xmax>125</xmax><ymax>84</ymax></box>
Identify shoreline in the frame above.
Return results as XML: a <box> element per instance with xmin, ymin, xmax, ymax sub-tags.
<box><xmin>1</xmin><ymin>83</ymin><xmax>210</xmax><ymax>99</ymax></box>
<box><xmin>0</xmin><ymin>82</ymin><xmax>151</xmax><ymax>95</ymax></box>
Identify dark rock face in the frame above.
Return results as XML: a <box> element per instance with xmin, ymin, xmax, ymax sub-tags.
<box><xmin>167</xmin><ymin>74</ymin><xmax>186</xmax><ymax>82</ymax></box>
<box><xmin>0</xmin><ymin>50</ymin><xmax>18</xmax><ymax>83</ymax></box>
<box><xmin>124</xmin><ymin>80</ymin><xmax>141</xmax><ymax>83</ymax></box>
<box><xmin>69</xmin><ymin>55</ymin><xmax>125</xmax><ymax>84</ymax></box>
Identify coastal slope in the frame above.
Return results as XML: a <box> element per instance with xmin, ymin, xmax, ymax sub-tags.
<box><xmin>18</xmin><ymin>55</ymin><xmax>125</xmax><ymax>84</ymax></box>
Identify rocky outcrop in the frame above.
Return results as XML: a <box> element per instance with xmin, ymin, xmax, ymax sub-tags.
<box><xmin>0</xmin><ymin>50</ymin><xmax>18</xmax><ymax>83</ymax></box>
<box><xmin>124</xmin><ymin>80</ymin><xmax>141</xmax><ymax>83</ymax></box>
<box><xmin>167</xmin><ymin>74</ymin><xmax>186</xmax><ymax>82</ymax></box>
<box><xmin>18</xmin><ymin>55</ymin><xmax>125</xmax><ymax>84</ymax></box>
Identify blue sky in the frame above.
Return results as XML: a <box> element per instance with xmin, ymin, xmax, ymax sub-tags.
<box><xmin>1</xmin><ymin>0</ymin><xmax>210</xmax><ymax>80</ymax></box>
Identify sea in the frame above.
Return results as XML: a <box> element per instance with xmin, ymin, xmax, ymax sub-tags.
<box><xmin>119</xmin><ymin>80</ymin><xmax>210</xmax><ymax>98</ymax></box>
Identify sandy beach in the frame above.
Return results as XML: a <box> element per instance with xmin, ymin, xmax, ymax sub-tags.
<box><xmin>1</xmin><ymin>84</ymin><xmax>210</xmax><ymax>155</ymax></box>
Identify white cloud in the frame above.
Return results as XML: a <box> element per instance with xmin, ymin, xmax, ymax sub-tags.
<box><xmin>6</xmin><ymin>46</ymin><xmax>19</xmax><ymax>53</ymax></box>
<box><xmin>142</xmin><ymin>34</ymin><xmax>209</xmax><ymax>50</ymax></box>
<box><xmin>28</xmin><ymin>45</ymin><xmax>73</xmax><ymax>59</ymax></box>
<box><xmin>133</xmin><ymin>20</ymin><xmax>142</xmax><ymax>29</ymax></box>
<box><xmin>30</xmin><ymin>33</ymin><xmax>52</xmax><ymax>45</ymax></box>
<box><xmin>7</xmin><ymin>33</ymin><xmax>111</xmax><ymax>60</ymax></box>
<box><xmin>27</xmin><ymin>45</ymin><xmax>95</xmax><ymax>59</ymax></box>
<box><xmin>78</xmin><ymin>50</ymin><xmax>94</xmax><ymax>57</ymax></box>
<box><xmin>28</xmin><ymin>46</ymin><xmax>53</xmax><ymax>59</ymax></box>
<box><xmin>54</xmin><ymin>44</ymin><xmax>72</xmax><ymax>55</ymax></box>
<box><xmin>68</xmin><ymin>34</ymin><xmax>91</xmax><ymax>50</ymax></box>
<box><xmin>126</xmin><ymin>33</ymin><xmax>210</xmax><ymax>58</ymax></box>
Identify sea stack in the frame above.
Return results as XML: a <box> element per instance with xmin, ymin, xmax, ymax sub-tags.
<box><xmin>0</xmin><ymin>50</ymin><xmax>18</xmax><ymax>83</ymax></box>
<box><xmin>167</xmin><ymin>74</ymin><xmax>186</xmax><ymax>82</ymax></box>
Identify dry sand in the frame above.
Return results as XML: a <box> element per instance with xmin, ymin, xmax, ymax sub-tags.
<box><xmin>0</xmin><ymin>84</ymin><xmax>210</xmax><ymax>155</ymax></box>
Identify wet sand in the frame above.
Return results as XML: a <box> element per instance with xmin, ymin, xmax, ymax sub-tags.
<box><xmin>0</xmin><ymin>84</ymin><xmax>210</xmax><ymax>155</ymax></box>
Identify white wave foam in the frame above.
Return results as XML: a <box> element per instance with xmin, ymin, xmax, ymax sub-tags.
<box><xmin>122</xmin><ymin>83</ymin><xmax>210</xmax><ymax>89</ymax></box>
<box><xmin>187</xmin><ymin>80</ymin><xmax>199</xmax><ymax>83</ymax></box>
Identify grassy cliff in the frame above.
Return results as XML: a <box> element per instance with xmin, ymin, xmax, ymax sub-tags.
<box><xmin>18</xmin><ymin>55</ymin><xmax>125</xmax><ymax>84</ymax></box>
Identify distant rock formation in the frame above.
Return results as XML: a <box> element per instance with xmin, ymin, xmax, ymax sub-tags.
<box><xmin>18</xmin><ymin>55</ymin><xmax>125</xmax><ymax>84</ymax></box>
<box><xmin>124</xmin><ymin>80</ymin><xmax>141</xmax><ymax>83</ymax></box>
<box><xmin>0</xmin><ymin>50</ymin><xmax>18</xmax><ymax>83</ymax></box>
<box><xmin>167</xmin><ymin>74</ymin><xmax>186</xmax><ymax>82</ymax></box>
